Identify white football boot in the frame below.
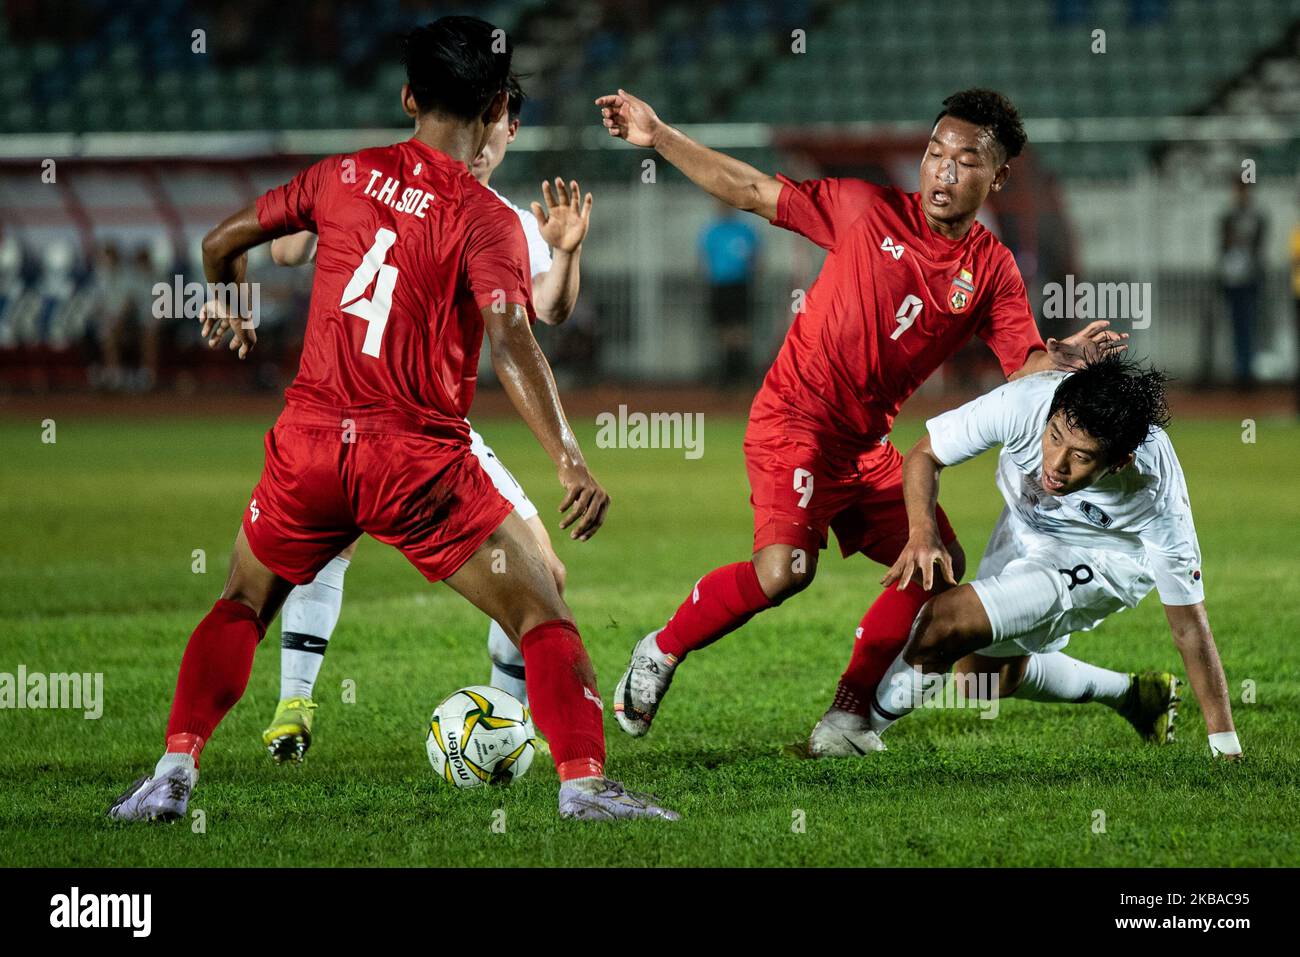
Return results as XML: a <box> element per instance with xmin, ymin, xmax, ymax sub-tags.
<box><xmin>558</xmin><ymin>778</ymin><xmax>680</xmax><ymax>821</ymax></box>
<box><xmin>107</xmin><ymin>760</ymin><xmax>195</xmax><ymax>822</ymax></box>
<box><xmin>807</xmin><ymin>710</ymin><xmax>887</xmax><ymax>758</ymax></box>
<box><xmin>613</xmin><ymin>630</ymin><xmax>678</xmax><ymax>737</ymax></box>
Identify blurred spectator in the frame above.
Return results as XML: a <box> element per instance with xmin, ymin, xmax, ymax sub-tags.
<box><xmin>38</xmin><ymin>240</ymin><xmax>78</xmax><ymax>347</ymax></box>
<box><xmin>90</xmin><ymin>243</ymin><xmax>131</xmax><ymax>390</ymax></box>
<box><xmin>545</xmin><ymin>297</ymin><xmax>600</xmax><ymax>390</ymax></box>
<box><xmin>132</xmin><ymin>246</ymin><xmax>161</xmax><ymax>390</ymax></box>
<box><xmin>1205</xmin><ymin>181</ymin><xmax>1267</xmax><ymax>389</ymax></box>
<box><xmin>0</xmin><ymin>237</ymin><xmax>24</xmax><ymax>347</ymax></box>
<box><xmin>698</xmin><ymin>201</ymin><xmax>761</xmax><ymax>386</ymax></box>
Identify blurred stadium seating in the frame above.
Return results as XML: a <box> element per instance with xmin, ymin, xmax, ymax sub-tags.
<box><xmin>5</xmin><ymin>1</ymin><xmax>1295</xmax><ymax>171</ymax></box>
<box><xmin>0</xmin><ymin>0</ymin><xmax>1297</xmax><ymax>393</ymax></box>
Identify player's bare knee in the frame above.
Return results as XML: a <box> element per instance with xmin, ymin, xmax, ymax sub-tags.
<box><xmin>761</xmin><ymin>568</ymin><xmax>812</xmax><ymax>604</ymax></box>
<box><xmin>497</xmin><ymin>560</ymin><xmax>571</xmax><ymax>636</ymax></box>
<box><xmin>950</xmin><ymin>666</ymin><xmax>989</xmax><ymax>703</ymax></box>
<box><xmin>967</xmin><ymin>655</ymin><xmax>1029</xmax><ymax>698</ymax></box>
<box><xmin>512</xmin><ymin>603</ymin><xmax>575</xmax><ymax>642</ymax></box>
<box><xmin>222</xmin><ymin>575</ymin><xmax>297</xmax><ymax>628</ymax></box>
<box><xmin>904</xmin><ymin>600</ymin><xmax>950</xmax><ymax>667</ymax></box>
<box><xmin>998</xmin><ymin>658</ymin><xmax>1029</xmax><ymax>698</ymax></box>
<box><xmin>905</xmin><ymin>595</ymin><xmax>969</xmax><ymax>669</ymax></box>
<box><xmin>752</xmin><ymin>545</ymin><xmax>817</xmax><ymax>603</ymax></box>
<box><xmin>509</xmin><ymin>571</ymin><xmax>573</xmax><ymax>638</ymax></box>
<box><xmin>955</xmin><ymin>654</ymin><xmax>1023</xmax><ymax>699</ymax></box>
<box><xmin>218</xmin><ymin>588</ymin><xmax>257</xmax><ymax>613</ymax></box>
<box><xmin>216</xmin><ymin>587</ymin><xmax>270</xmax><ymax>626</ymax></box>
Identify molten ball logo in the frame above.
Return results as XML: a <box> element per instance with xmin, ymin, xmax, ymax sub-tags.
<box><xmin>444</xmin><ymin>731</ymin><xmax>471</xmax><ymax>782</ymax></box>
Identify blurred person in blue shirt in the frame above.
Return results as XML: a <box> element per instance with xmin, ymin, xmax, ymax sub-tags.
<box><xmin>698</xmin><ymin>200</ymin><xmax>761</xmax><ymax>386</ymax></box>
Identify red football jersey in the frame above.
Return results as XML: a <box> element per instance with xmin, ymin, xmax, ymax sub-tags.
<box><xmin>256</xmin><ymin>138</ymin><xmax>535</xmax><ymax>443</ymax></box>
<box><xmin>751</xmin><ymin>176</ymin><xmax>1043</xmax><ymax>452</ymax></box>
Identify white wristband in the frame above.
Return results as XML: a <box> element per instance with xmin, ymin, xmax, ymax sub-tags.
<box><xmin>1208</xmin><ymin>731</ymin><xmax>1241</xmax><ymax>756</ymax></box>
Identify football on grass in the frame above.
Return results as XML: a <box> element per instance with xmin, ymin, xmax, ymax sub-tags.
<box><xmin>427</xmin><ymin>686</ymin><xmax>537</xmax><ymax>788</ymax></box>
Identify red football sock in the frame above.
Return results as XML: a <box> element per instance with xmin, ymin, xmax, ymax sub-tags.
<box><xmin>655</xmin><ymin>561</ymin><xmax>773</xmax><ymax>660</ymax></box>
<box><xmin>520</xmin><ymin>619</ymin><xmax>606</xmax><ymax>782</ymax></box>
<box><xmin>164</xmin><ymin>599</ymin><xmax>266</xmax><ymax>764</ymax></box>
<box><xmin>834</xmin><ymin>582</ymin><xmax>931</xmax><ymax>717</ymax></box>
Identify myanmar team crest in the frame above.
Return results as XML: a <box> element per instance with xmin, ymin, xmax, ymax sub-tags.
<box><xmin>949</xmin><ymin>267</ymin><xmax>975</xmax><ymax>313</ymax></box>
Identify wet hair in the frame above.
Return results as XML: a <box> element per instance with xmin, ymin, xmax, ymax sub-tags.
<box><xmin>506</xmin><ymin>73</ymin><xmax>526</xmax><ymax>123</ymax></box>
<box><xmin>935</xmin><ymin>88</ymin><xmax>1027</xmax><ymax>161</ymax></box>
<box><xmin>402</xmin><ymin>16</ymin><xmax>512</xmax><ymax>122</ymax></box>
<box><xmin>1048</xmin><ymin>354</ymin><xmax>1171</xmax><ymax>463</ymax></box>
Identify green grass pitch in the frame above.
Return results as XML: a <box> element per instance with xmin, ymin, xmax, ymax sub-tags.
<box><xmin>2</xmin><ymin>411</ymin><xmax>1297</xmax><ymax>866</ymax></box>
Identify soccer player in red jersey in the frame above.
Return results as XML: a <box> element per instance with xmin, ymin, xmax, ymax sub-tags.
<box><xmin>109</xmin><ymin>17</ymin><xmax>676</xmax><ymax>823</ymax></box>
<box><xmin>257</xmin><ymin>74</ymin><xmax>593</xmax><ymax>764</ymax></box>
<box><xmin>595</xmin><ymin>87</ymin><xmax>1125</xmax><ymax>753</ymax></box>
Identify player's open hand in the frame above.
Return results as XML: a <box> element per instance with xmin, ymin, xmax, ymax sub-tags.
<box><xmin>532</xmin><ymin>178</ymin><xmax>592</xmax><ymax>254</ymax></box>
<box><xmin>1045</xmin><ymin>320</ymin><xmax>1128</xmax><ymax>372</ymax></box>
<box><xmin>883</xmin><ymin>529</ymin><xmax>958</xmax><ymax>592</ymax></box>
<box><xmin>557</xmin><ymin>461</ymin><xmax>610</xmax><ymax>541</ymax></box>
<box><xmin>199</xmin><ymin>298</ymin><xmax>257</xmax><ymax>360</ymax></box>
<box><xmin>595</xmin><ymin>89</ymin><xmax>663</xmax><ymax>148</ymax></box>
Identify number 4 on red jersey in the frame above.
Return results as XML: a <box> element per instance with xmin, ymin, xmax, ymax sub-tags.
<box><xmin>341</xmin><ymin>228</ymin><xmax>399</xmax><ymax>357</ymax></box>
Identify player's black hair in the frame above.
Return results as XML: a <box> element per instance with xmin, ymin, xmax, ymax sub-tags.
<box><xmin>1047</xmin><ymin>355</ymin><xmax>1172</xmax><ymax>463</ymax></box>
<box><xmin>935</xmin><ymin>88</ymin><xmax>1027</xmax><ymax>162</ymax></box>
<box><xmin>402</xmin><ymin>16</ymin><xmax>512</xmax><ymax>122</ymax></box>
<box><xmin>506</xmin><ymin>73</ymin><xmax>526</xmax><ymax>123</ymax></box>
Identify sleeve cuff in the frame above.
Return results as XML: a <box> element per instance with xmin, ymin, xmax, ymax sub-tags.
<box><xmin>771</xmin><ymin>174</ymin><xmax>796</xmax><ymax>229</ymax></box>
<box><xmin>474</xmin><ymin>291</ymin><xmax>536</xmax><ymax>322</ymax></box>
<box><xmin>255</xmin><ymin>195</ymin><xmax>278</xmax><ymax>232</ymax></box>
<box><xmin>925</xmin><ymin>417</ymin><xmax>962</xmax><ymax>467</ymax></box>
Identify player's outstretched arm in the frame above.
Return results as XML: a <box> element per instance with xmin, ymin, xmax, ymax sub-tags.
<box><xmin>596</xmin><ymin>89</ymin><xmax>782</xmax><ymax>221</ymax></box>
<box><xmin>270</xmin><ymin>230</ymin><xmax>318</xmax><ymax>267</ymax></box>
<box><xmin>483</xmin><ymin>303</ymin><xmax>609</xmax><ymax>541</ymax></box>
<box><xmin>199</xmin><ymin>203</ymin><xmax>279</xmax><ymax>359</ymax></box>
<box><xmin>1164</xmin><ymin>601</ymin><xmax>1241</xmax><ymax>760</ymax></box>
<box><xmin>882</xmin><ymin>436</ymin><xmax>959</xmax><ymax>592</ymax></box>
<box><xmin>530</xmin><ymin>178</ymin><xmax>591</xmax><ymax>325</ymax></box>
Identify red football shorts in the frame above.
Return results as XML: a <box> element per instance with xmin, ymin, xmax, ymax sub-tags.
<box><xmin>744</xmin><ymin>427</ymin><xmax>956</xmax><ymax>565</ymax></box>
<box><xmin>242</xmin><ymin>417</ymin><xmax>512</xmax><ymax>585</ymax></box>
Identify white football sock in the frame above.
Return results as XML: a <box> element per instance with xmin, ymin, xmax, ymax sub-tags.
<box><xmin>487</xmin><ymin>619</ymin><xmax>528</xmax><ymax>704</ymax></box>
<box><xmin>154</xmin><ymin>751</ymin><xmax>197</xmax><ymax>788</ymax></box>
<box><xmin>869</xmin><ymin>654</ymin><xmax>945</xmax><ymax>734</ymax></box>
<box><xmin>279</xmin><ymin>555</ymin><xmax>349</xmax><ymax>701</ymax></box>
<box><xmin>1015</xmin><ymin>652</ymin><xmax>1132</xmax><ymax>709</ymax></box>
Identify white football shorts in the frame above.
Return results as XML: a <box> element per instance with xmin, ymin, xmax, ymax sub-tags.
<box><xmin>969</xmin><ymin>508</ymin><xmax>1155</xmax><ymax>658</ymax></box>
<box><xmin>469</xmin><ymin>426</ymin><xmax>539</xmax><ymax>522</ymax></box>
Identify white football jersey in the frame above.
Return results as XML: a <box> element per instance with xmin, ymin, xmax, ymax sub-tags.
<box><xmin>484</xmin><ymin>184</ymin><xmax>553</xmax><ymax>278</ymax></box>
<box><xmin>461</xmin><ymin>187</ymin><xmax>552</xmax><ymax>496</ymax></box>
<box><xmin>926</xmin><ymin>372</ymin><xmax>1204</xmax><ymax>606</ymax></box>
